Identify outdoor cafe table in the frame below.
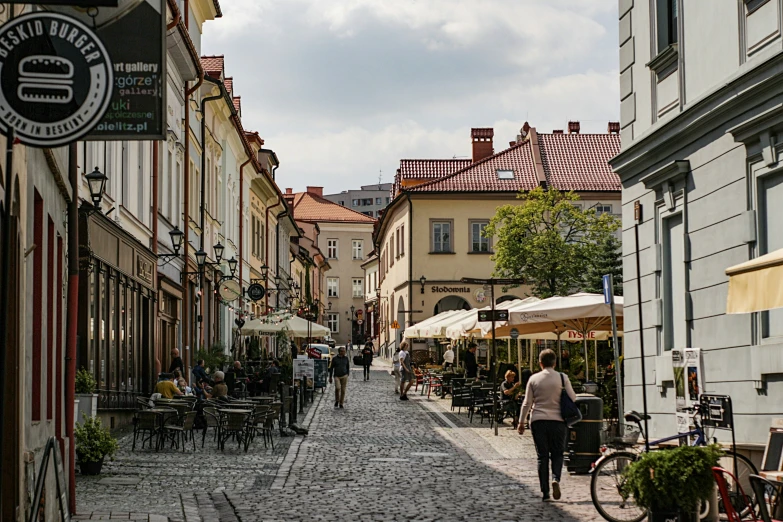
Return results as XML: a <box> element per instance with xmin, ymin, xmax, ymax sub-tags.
<box><xmin>760</xmin><ymin>471</ymin><xmax>783</xmax><ymax>518</ymax></box>
<box><xmin>146</xmin><ymin>407</ymin><xmax>177</xmax><ymax>451</ymax></box>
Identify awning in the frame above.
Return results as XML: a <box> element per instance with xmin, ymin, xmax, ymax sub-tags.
<box><xmin>726</xmin><ymin>248</ymin><xmax>783</xmax><ymax>314</ymax></box>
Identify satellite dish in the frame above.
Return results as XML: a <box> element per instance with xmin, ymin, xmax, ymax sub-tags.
<box><xmin>44</xmin><ymin>0</ymin><xmax>146</xmax><ymax>29</ymax></box>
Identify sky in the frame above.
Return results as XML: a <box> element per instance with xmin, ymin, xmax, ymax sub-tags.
<box><xmin>202</xmin><ymin>0</ymin><xmax>619</xmax><ymax>195</ymax></box>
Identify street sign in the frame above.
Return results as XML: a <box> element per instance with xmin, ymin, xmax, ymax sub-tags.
<box><xmin>47</xmin><ymin>0</ymin><xmax>167</xmax><ymax>140</ymax></box>
<box><xmin>0</xmin><ymin>12</ymin><xmax>113</xmax><ymax>147</ymax></box>
<box><xmin>246</xmin><ymin>283</ymin><xmax>265</xmax><ymax>302</ymax></box>
<box><xmin>357</xmin><ymin>319</ymin><xmax>363</xmax><ymax>325</ymax></box>
<box><xmin>478</xmin><ymin>310</ymin><xmax>509</xmax><ymax>322</ymax></box>
<box><xmin>510</xmin><ymin>328</ymin><xmax>519</xmax><ymax>339</ymax></box>
<box><xmin>218</xmin><ymin>279</ymin><xmax>241</xmax><ymax>302</ymax></box>
<box><xmin>389</xmin><ymin>320</ymin><xmax>400</xmax><ymax>329</ymax></box>
<box><xmin>493</xmin><ymin>278</ymin><xmax>525</xmax><ymax>286</ymax></box>
<box><xmin>602</xmin><ymin>274</ymin><xmax>613</xmax><ymax>304</ymax></box>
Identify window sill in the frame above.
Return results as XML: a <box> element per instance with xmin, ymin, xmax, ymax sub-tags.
<box><xmin>646</xmin><ymin>43</ymin><xmax>678</xmax><ymax>76</ymax></box>
<box><xmin>467</xmin><ymin>251</ymin><xmax>493</xmax><ymax>255</ymax></box>
<box><xmin>428</xmin><ymin>251</ymin><xmax>456</xmax><ymax>255</ymax></box>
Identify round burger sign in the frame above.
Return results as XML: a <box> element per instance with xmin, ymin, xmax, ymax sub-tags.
<box><xmin>0</xmin><ymin>12</ymin><xmax>112</xmax><ymax>147</ymax></box>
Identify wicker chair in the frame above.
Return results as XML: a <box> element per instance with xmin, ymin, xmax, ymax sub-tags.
<box><xmin>164</xmin><ymin>411</ymin><xmax>198</xmax><ymax>452</ymax></box>
<box><xmin>132</xmin><ymin>410</ymin><xmax>161</xmax><ymax>451</ymax></box>
<box><xmin>202</xmin><ymin>406</ymin><xmax>221</xmax><ymax>448</ymax></box>
<box><xmin>219</xmin><ymin>410</ymin><xmax>251</xmax><ymax>452</ymax></box>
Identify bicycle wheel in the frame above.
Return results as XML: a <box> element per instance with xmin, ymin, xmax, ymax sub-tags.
<box><xmin>591</xmin><ymin>451</ymin><xmax>647</xmax><ymax>522</ymax></box>
<box><xmin>714</xmin><ymin>451</ymin><xmax>758</xmax><ymax>520</ymax></box>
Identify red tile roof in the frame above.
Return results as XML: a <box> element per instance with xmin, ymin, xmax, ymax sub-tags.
<box><xmin>406</xmin><ymin>141</ymin><xmax>539</xmax><ymax>193</ymax></box>
<box><xmin>292</xmin><ymin>191</ymin><xmax>376</xmax><ymax>224</ymax></box>
<box><xmin>538</xmin><ymin>133</ymin><xmax>621</xmax><ymax>191</ymax></box>
<box><xmin>398</xmin><ymin>158</ymin><xmax>471</xmax><ymax>180</ymax></box>
<box><xmin>201</xmin><ymin>55</ymin><xmax>224</xmax><ymax>78</ymax></box>
<box><xmin>224</xmin><ymin>77</ymin><xmax>233</xmax><ymax>97</ymax></box>
<box><xmin>233</xmin><ymin>96</ymin><xmax>241</xmax><ymax>113</ymax></box>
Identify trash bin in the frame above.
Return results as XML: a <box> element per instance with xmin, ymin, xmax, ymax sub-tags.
<box><xmin>566</xmin><ymin>393</ymin><xmax>603</xmax><ymax>474</ymax></box>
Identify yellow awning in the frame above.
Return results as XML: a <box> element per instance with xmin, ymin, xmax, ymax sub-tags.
<box><xmin>726</xmin><ymin>248</ymin><xmax>783</xmax><ymax>314</ymax></box>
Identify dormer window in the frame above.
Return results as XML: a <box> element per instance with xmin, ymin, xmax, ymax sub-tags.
<box><xmin>496</xmin><ymin>169</ymin><xmax>514</xmax><ymax>180</ymax></box>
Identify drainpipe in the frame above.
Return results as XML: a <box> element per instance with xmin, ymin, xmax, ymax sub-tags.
<box><xmin>406</xmin><ymin>192</ymin><xmax>413</xmax><ymax>328</ymax></box>
<box><xmin>151</xmin><ymin>142</ymin><xmax>160</xmax><ymax>375</ymax></box>
<box><xmin>265</xmin><ymin>192</ymin><xmax>282</xmax><ymax>313</ymax></box>
<box><xmin>65</xmin><ymin>142</ymin><xmax>78</xmax><ymax>514</ymax></box>
<box><xmin>166</xmin><ymin>0</ymin><xmax>180</xmax><ymax>31</ymax></box>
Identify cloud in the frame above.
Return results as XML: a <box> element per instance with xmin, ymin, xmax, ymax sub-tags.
<box><xmin>202</xmin><ymin>1</ymin><xmax>619</xmax><ymax>192</ymax></box>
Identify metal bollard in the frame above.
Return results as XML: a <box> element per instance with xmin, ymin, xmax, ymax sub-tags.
<box><xmin>299</xmin><ymin>379</ymin><xmax>305</xmax><ymax>414</ymax></box>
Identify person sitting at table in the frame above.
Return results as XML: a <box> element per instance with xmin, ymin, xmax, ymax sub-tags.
<box><xmin>192</xmin><ymin>359</ymin><xmax>209</xmax><ymax>386</ymax></box>
<box><xmin>211</xmin><ymin>371</ymin><xmax>229</xmax><ymax>399</ymax></box>
<box><xmin>499</xmin><ymin>370</ymin><xmax>523</xmax><ymax>427</ymax></box>
<box><xmin>155</xmin><ymin>373</ymin><xmax>183</xmax><ymax>399</ymax></box>
<box><xmin>178</xmin><ymin>378</ymin><xmax>192</xmax><ymax>395</ymax></box>
<box><xmin>260</xmin><ymin>360</ymin><xmax>280</xmax><ymax>393</ymax></box>
<box><xmin>192</xmin><ymin>378</ymin><xmax>211</xmax><ymax>400</ymax></box>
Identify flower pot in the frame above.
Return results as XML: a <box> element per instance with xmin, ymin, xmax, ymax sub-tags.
<box><xmin>649</xmin><ymin>509</ymin><xmax>698</xmax><ymax>522</ymax></box>
<box><xmin>78</xmin><ymin>455</ymin><xmax>104</xmax><ymax>476</ymax></box>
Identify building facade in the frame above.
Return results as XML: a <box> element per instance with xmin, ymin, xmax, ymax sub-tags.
<box><xmin>376</xmin><ymin>124</ymin><xmax>621</xmax><ymax>352</ymax></box>
<box><xmin>612</xmin><ymin>0</ymin><xmax>783</xmax><ymax>448</ymax></box>
<box><xmin>324</xmin><ymin>183</ymin><xmax>393</xmax><ymax>219</ymax></box>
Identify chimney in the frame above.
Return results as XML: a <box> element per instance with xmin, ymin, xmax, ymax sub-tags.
<box><xmin>568</xmin><ymin>121</ymin><xmax>580</xmax><ymax>134</ymax></box>
<box><xmin>607</xmin><ymin>121</ymin><xmax>620</xmax><ymax>134</ymax></box>
<box><xmin>516</xmin><ymin>121</ymin><xmax>532</xmax><ymax>143</ymax></box>
<box><xmin>306</xmin><ymin>186</ymin><xmax>323</xmax><ymax>197</ymax></box>
<box><xmin>285</xmin><ymin>188</ymin><xmax>293</xmax><ymax>195</ymax></box>
<box><xmin>553</xmin><ymin>130</ymin><xmax>564</xmax><ymax>134</ymax></box>
<box><xmin>471</xmin><ymin>128</ymin><xmax>494</xmax><ymax>162</ymax></box>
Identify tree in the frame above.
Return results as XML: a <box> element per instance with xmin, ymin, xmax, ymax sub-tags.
<box><xmin>484</xmin><ymin>187</ymin><xmax>621</xmax><ymax>298</ymax></box>
<box><xmin>583</xmin><ymin>234</ymin><xmax>623</xmax><ymax>296</ymax></box>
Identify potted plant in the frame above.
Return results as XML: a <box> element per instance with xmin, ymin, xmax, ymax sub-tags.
<box><xmin>622</xmin><ymin>444</ymin><xmax>722</xmax><ymax>522</ymax></box>
<box><xmin>75</xmin><ymin>367</ymin><xmax>98</xmax><ymax>426</ymax></box>
<box><xmin>74</xmin><ymin>413</ymin><xmax>119</xmax><ymax>475</ymax></box>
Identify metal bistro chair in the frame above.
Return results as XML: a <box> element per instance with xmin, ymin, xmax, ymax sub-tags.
<box><xmin>750</xmin><ymin>474</ymin><xmax>783</xmax><ymax>522</ymax></box>
<box><xmin>469</xmin><ymin>387</ymin><xmax>494</xmax><ymax>425</ymax></box>
<box><xmin>164</xmin><ymin>411</ymin><xmax>198</xmax><ymax>452</ymax></box>
<box><xmin>712</xmin><ymin>467</ymin><xmax>759</xmax><ymax>522</ymax></box>
<box><xmin>156</xmin><ymin>407</ymin><xmax>179</xmax><ymax>449</ymax></box>
<box><xmin>132</xmin><ymin>410</ymin><xmax>161</xmax><ymax>451</ymax></box>
<box><xmin>249</xmin><ymin>405</ymin><xmax>271</xmax><ymax>446</ymax></box>
<box><xmin>202</xmin><ymin>407</ymin><xmax>221</xmax><ymax>448</ymax></box>
<box><xmin>450</xmin><ymin>379</ymin><xmax>471</xmax><ymax>414</ymax></box>
<box><xmin>219</xmin><ymin>410</ymin><xmax>251</xmax><ymax>452</ymax></box>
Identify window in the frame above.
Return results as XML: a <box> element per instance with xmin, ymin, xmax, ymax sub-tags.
<box><xmin>496</xmin><ymin>169</ymin><xmax>514</xmax><ymax>180</ymax></box>
<box><xmin>327</xmin><ymin>277</ymin><xmax>339</xmax><ymax>297</ymax></box>
<box><xmin>375</xmin><ymin>197</ymin><xmax>382</xmax><ymax>205</ymax></box>
<box><xmin>259</xmin><ymin>221</ymin><xmax>265</xmax><ymax>262</ymax></box>
<box><xmin>352</xmin><ymin>278</ymin><xmax>363</xmax><ymax>298</ymax></box>
<box><xmin>390</xmin><ymin>234</ymin><xmax>395</xmax><ymax>262</ymax></box>
<box><xmin>595</xmin><ymin>204</ymin><xmax>613</xmax><ymax>215</ymax></box>
<box><xmin>385</xmin><ymin>197</ymin><xmax>390</xmax><ymax>204</ymax></box>
<box><xmin>400</xmin><ymin>225</ymin><xmax>404</xmax><ymax>256</ymax></box>
<box><xmin>760</xmin><ymin>172</ymin><xmax>783</xmax><ymax>339</ymax></box>
<box><xmin>327</xmin><ymin>239</ymin><xmax>338</xmax><ymax>259</ymax></box>
<box><xmin>656</xmin><ymin>0</ymin><xmax>678</xmax><ymax>53</ymax></box>
<box><xmin>251</xmin><ymin>216</ymin><xmax>257</xmax><ymax>257</ymax></box>
<box><xmin>662</xmin><ymin>213</ymin><xmax>685</xmax><ymax>351</ymax></box>
<box><xmin>339</xmin><ymin>200</ymin><xmax>344</xmax><ymax>206</ymax></box>
<box><xmin>352</xmin><ymin>199</ymin><xmax>359</xmax><ymax>207</ymax></box>
<box><xmin>431</xmin><ymin>220</ymin><xmax>453</xmax><ymax>253</ymax></box>
<box><xmin>327</xmin><ymin>313</ymin><xmax>339</xmax><ymax>333</ymax></box>
<box><xmin>470</xmin><ymin>220</ymin><xmax>490</xmax><ymax>252</ymax></box>
<box><xmin>352</xmin><ymin>240</ymin><xmax>363</xmax><ymax>260</ymax></box>
<box><xmin>362</xmin><ymin>211</ymin><xmax>373</xmax><ymax>217</ymax></box>
<box><xmin>362</xmin><ymin>198</ymin><xmax>373</xmax><ymax>206</ymax></box>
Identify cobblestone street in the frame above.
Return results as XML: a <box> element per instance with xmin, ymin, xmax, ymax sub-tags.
<box><xmin>77</xmin><ymin>361</ymin><xmax>605</xmax><ymax>521</ymax></box>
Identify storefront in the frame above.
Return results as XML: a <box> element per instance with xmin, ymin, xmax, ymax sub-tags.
<box><xmin>77</xmin><ymin>209</ymin><xmax>156</xmax><ymax>415</ymax></box>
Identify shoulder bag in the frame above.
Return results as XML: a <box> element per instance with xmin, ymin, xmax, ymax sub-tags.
<box><xmin>559</xmin><ymin>373</ymin><xmax>582</xmax><ymax>427</ymax></box>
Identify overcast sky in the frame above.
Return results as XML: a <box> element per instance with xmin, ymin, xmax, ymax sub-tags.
<box><xmin>202</xmin><ymin>0</ymin><xmax>619</xmax><ymax>194</ymax></box>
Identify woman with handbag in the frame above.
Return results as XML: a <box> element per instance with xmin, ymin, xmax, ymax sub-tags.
<box><xmin>517</xmin><ymin>349</ymin><xmax>578</xmax><ymax>502</ymax></box>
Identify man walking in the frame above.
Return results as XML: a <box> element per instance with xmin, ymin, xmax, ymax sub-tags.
<box><xmin>464</xmin><ymin>343</ymin><xmax>478</xmax><ymax>379</ymax></box>
<box><xmin>361</xmin><ymin>341</ymin><xmax>373</xmax><ymax>381</ymax></box>
<box><xmin>169</xmin><ymin>348</ymin><xmax>184</xmax><ymax>375</ymax></box>
<box><xmin>518</xmin><ymin>349</ymin><xmax>576</xmax><ymax>502</ymax></box>
<box><xmin>391</xmin><ymin>346</ymin><xmax>402</xmax><ymax>394</ymax></box>
<box><xmin>399</xmin><ymin>341</ymin><xmax>413</xmax><ymax>401</ymax></box>
<box><xmin>329</xmin><ymin>346</ymin><xmax>350</xmax><ymax>408</ymax></box>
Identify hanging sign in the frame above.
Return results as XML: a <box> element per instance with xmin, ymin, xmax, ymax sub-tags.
<box><xmin>46</xmin><ymin>0</ymin><xmax>166</xmax><ymax>140</ymax></box>
<box><xmin>246</xmin><ymin>283</ymin><xmax>265</xmax><ymax>302</ymax></box>
<box><xmin>0</xmin><ymin>12</ymin><xmax>113</xmax><ymax>147</ymax></box>
<box><xmin>218</xmin><ymin>279</ymin><xmax>241</xmax><ymax>302</ymax></box>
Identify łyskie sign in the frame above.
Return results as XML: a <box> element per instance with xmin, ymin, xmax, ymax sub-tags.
<box><xmin>0</xmin><ymin>12</ymin><xmax>112</xmax><ymax>147</ymax></box>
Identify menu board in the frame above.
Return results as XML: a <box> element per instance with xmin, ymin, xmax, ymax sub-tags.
<box><xmin>313</xmin><ymin>360</ymin><xmax>328</xmax><ymax>389</ymax></box>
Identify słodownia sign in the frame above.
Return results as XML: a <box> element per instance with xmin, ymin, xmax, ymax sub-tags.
<box><xmin>0</xmin><ymin>12</ymin><xmax>113</xmax><ymax>147</ymax></box>
<box><xmin>47</xmin><ymin>0</ymin><xmax>166</xmax><ymax>140</ymax></box>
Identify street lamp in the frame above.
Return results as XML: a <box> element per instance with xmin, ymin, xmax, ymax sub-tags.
<box><xmin>213</xmin><ymin>242</ymin><xmax>224</xmax><ymax>264</ymax></box>
<box><xmin>419</xmin><ymin>275</ymin><xmax>427</xmax><ymax>294</ymax></box>
<box><xmin>227</xmin><ymin>256</ymin><xmax>238</xmax><ymax>276</ymax></box>
<box><xmin>260</xmin><ymin>263</ymin><xmax>269</xmax><ymax>281</ymax></box>
<box><xmin>85</xmin><ymin>167</ymin><xmax>108</xmax><ymax>207</ymax></box>
<box><xmin>194</xmin><ymin>248</ymin><xmax>207</xmax><ymax>268</ymax></box>
<box><xmin>169</xmin><ymin>226</ymin><xmax>184</xmax><ymax>254</ymax></box>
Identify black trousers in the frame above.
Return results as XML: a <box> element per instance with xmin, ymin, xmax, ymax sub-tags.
<box><xmin>530</xmin><ymin>420</ymin><xmax>567</xmax><ymax>496</ymax></box>
<box><xmin>363</xmin><ymin>363</ymin><xmax>371</xmax><ymax>379</ymax></box>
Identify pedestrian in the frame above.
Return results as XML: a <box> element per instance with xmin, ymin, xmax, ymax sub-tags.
<box><xmin>361</xmin><ymin>341</ymin><xmax>373</xmax><ymax>381</ymax></box>
<box><xmin>391</xmin><ymin>346</ymin><xmax>402</xmax><ymax>394</ymax></box>
<box><xmin>464</xmin><ymin>342</ymin><xmax>478</xmax><ymax>379</ymax></box>
<box><xmin>517</xmin><ymin>348</ymin><xmax>576</xmax><ymax>502</ymax></box>
<box><xmin>399</xmin><ymin>341</ymin><xmax>413</xmax><ymax>401</ymax></box>
<box><xmin>443</xmin><ymin>344</ymin><xmax>455</xmax><ymax>369</ymax></box>
<box><xmin>168</xmin><ymin>348</ymin><xmax>184</xmax><ymax>375</ymax></box>
<box><xmin>328</xmin><ymin>346</ymin><xmax>350</xmax><ymax>408</ymax></box>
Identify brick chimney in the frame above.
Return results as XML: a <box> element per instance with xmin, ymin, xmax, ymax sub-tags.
<box><xmin>306</xmin><ymin>186</ymin><xmax>323</xmax><ymax>197</ymax></box>
<box><xmin>285</xmin><ymin>188</ymin><xmax>293</xmax><ymax>195</ymax></box>
<box><xmin>568</xmin><ymin>121</ymin><xmax>580</xmax><ymax>134</ymax></box>
<box><xmin>607</xmin><ymin>121</ymin><xmax>620</xmax><ymax>134</ymax></box>
<box><xmin>471</xmin><ymin>128</ymin><xmax>494</xmax><ymax>162</ymax></box>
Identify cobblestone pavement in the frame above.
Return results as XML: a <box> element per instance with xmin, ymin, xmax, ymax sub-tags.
<box><xmin>78</xmin><ymin>362</ymin><xmax>606</xmax><ymax>521</ymax></box>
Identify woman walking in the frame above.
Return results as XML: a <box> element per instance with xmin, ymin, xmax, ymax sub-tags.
<box><xmin>517</xmin><ymin>349</ymin><xmax>576</xmax><ymax>502</ymax></box>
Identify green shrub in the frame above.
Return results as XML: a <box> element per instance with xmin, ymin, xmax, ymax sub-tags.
<box><xmin>623</xmin><ymin>444</ymin><xmax>722</xmax><ymax>512</ymax></box>
<box><xmin>75</xmin><ymin>414</ymin><xmax>119</xmax><ymax>463</ymax></box>
<box><xmin>195</xmin><ymin>343</ymin><xmax>227</xmax><ymax>373</ymax></box>
<box><xmin>75</xmin><ymin>367</ymin><xmax>97</xmax><ymax>394</ymax></box>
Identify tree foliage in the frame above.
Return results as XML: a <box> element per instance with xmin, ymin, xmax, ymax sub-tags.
<box><xmin>484</xmin><ymin>188</ymin><xmax>621</xmax><ymax>298</ymax></box>
<box><xmin>583</xmin><ymin>234</ymin><xmax>623</xmax><ymax>296</ymax></box>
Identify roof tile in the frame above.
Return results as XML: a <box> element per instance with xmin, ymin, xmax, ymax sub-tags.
<box><xmin>292</xmin><ymin>192</ymin><xmax>376</xmax><ymax>224</ymax></box>
<box><xmin>200</xmin><ymin>55</ymin><xmax>224</xmax><ymax>78</ymax></box>
<box><xmin>538</xmin><ymin>133</ymin><xmax>621</xmax><ymax>191</ymax></box>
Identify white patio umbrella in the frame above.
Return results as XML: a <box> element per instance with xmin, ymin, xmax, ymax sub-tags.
<box><xmin>421</xmin><ymin>308</ymin><xmax>477</xmax><ymax>338</ymax></box>
<box><xmin>403</xmin><ymin>309</ymin><xmax>464</xmax><ymax>339</ymax></box>
<box><xmin>241</xmin><ymin>314</ymin><xmax>330</xmax><ymax>338</ymax></box>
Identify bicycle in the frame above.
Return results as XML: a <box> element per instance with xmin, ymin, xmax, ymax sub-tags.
<box><xmin>590</xmin><ymin>405</ymin><xmax>758</xmax><ymax>522</ymax></box>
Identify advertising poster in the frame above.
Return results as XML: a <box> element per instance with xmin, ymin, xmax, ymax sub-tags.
<box><xmin>293</xmin><ymin>359</ymin><xmax>314</xmax><ymax>382</ymax></box>
<box><xmin>46</xmin><ymin>0</ymin><xmax>166</xmax><ymax>140</ymax></box>
<box><xmin>684</xmin><ymin>348</ymin><xmax>705</xmax><ymax>403</ymax></box>
<box><xmin>672</xmin><ymin>348</ymin><xmax>686</xmax><ymax>412</ymax></box>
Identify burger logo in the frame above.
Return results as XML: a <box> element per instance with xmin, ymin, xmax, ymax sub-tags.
<box><xmin>0</xmin><ymin>12</ymin><xmax>112</xmax><ymax>147</ymax></box>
